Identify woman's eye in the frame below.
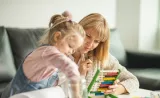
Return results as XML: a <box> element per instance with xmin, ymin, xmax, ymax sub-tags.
<box><xmin>86</xmin><ymin>34</ymin><xmax>90</xmax><ymax>38</ymax></box>
<box><xmin>69</xmin><ymin>44</ymin><xmax>73</xmax><ymax>48</ymax></box>
<box><xmin>95</xmin><ymin>40</ymin><xmax>100</xmax><ymax>43</ymax></box>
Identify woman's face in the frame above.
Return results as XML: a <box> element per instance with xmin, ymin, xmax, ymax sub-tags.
<box><xmin>80</xmin><ymin>28</ymin><xmax>101</xmax><ymax>54</ymax></box>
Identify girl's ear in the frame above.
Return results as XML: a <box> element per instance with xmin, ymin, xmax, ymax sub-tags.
<box><xmin>54</xmin><ymin>32</ymin><xmax>62</xmax><ymax>42</ymax></box>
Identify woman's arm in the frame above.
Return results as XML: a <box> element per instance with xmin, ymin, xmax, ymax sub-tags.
<box><xmin>105</xmin><ymin>54</ymin><xmax>139</xmax><ymax>94</ymax></box>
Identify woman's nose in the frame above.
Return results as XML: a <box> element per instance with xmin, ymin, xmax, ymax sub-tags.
<box><xmin>87</xmin><ymin>40</ymin><xmax>94</xmax><ymax>47</ymax></box>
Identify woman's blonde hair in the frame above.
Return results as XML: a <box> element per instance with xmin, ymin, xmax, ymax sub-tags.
<box><xmin>39</xmin><ymin>14</ymin><xmax>85</xmax><ymax>45</ymax></box>
<box><xmin>79</xmin><ymin>13</ymin><xmax>110</xmax><ymax>67</ymax></box>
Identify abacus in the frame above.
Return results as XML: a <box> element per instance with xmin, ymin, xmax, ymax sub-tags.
<box><xmin>87</xmin><ymin>68</ymin><xmax>121</xmax><ymax>98</ymax></box>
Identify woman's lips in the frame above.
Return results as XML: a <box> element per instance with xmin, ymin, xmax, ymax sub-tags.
<box><xmin>84</xmin><ymin>46</ymin><xmax>90</xmax><ymax>51</ymax></box>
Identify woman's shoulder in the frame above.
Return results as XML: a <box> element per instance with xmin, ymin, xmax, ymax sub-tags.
<box><xmin>104</xmin><ymin>53</ymin><xmax>121</xmax><ymax>69</ymax></box>
<box><xmin>108</xmin><ymin>53</ymin><xmax>119</xmax><ymax>63</ymax></box>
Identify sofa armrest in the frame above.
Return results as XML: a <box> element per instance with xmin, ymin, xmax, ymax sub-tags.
<box><xmin>126</xmin><ymin>51</ymin><xmax>160</xmax><ymax>68</ymax></box>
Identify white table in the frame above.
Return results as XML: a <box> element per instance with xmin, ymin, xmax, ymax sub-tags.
<box><xmin>118</xmin><ymin>89</ymin><xmax>152</xmax><ymax>98</ymax></box>
<box><xmin>10</xmin><ymin>87</ymin><xmax>159</xmax><ymax>98</ymax></box>
<box><xmin>90</xmin><ymin>89</ymin><xmax>153</xmax><ymax>98</ymax></box>
<box><xmin>10</xmin><ymin>86</ymin><xmax>65</xmax><ymax>98</ymax></box>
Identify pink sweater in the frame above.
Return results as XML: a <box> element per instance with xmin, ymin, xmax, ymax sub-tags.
<box><xmin>23</xmin><ymin>46</ymin><xmax>80</xmax><ymax>84</ymax></box>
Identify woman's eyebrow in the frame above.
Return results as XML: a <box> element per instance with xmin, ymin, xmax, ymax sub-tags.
<box><xmin>95</xmin><ymin>40</ymin><xmax>100</xmax><ymax>42</ymax></box>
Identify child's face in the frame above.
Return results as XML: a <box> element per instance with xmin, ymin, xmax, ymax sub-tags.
<box><xmin>55</xmin><ymin>33</ymin><xmax>84</xmax><ymax>56</ymax></box>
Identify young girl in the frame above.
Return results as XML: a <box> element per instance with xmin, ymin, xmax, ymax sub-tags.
<box><xmin>1</xmin><ymin>14</ymin><xmax>85</xmax><ymax>98</ymax></box>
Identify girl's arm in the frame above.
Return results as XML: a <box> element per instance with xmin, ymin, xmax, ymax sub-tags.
<box><xmin>42</xmin><ymin>46</ymin><xmax>80</xmax><ymax>84</ymax></box>
<box><xmin>42</xmin><ymin>46</ymin><xmax>81</xmax><ymax>98</ymax></box>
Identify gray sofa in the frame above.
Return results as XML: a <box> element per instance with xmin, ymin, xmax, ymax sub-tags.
<box><xmin>0</xmin><ymin>26</ymin><xmax>160</xmax><ymax>96</ymax></box>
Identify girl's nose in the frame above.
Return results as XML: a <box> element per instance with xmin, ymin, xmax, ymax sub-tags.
<box><xmin>72</xmin><ymin>50</ymin><xmax>75</xmax><ymax>54</ymax></box>
<box><xmin>69</xmin><ymin>49</ymin><xmax>75</xmax><ymax>54</ymax></box>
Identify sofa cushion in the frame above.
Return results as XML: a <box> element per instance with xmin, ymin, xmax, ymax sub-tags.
<box><xmin>0</xmin><ymin>26</ymin><xmax>16</xmax><ymax>82</ymax></box>
<box><xmin>6</xmin><ymin>28</ymin><xmax>45</xmax><ymax>69</ymax></box>
<box><xmin>128</xmin><ymin>68</ymin><xmax>160</xmax><ymax>90</ymax></box>
<box><xmin>0</xmin><ymin>82</ymin><xmax>9</xmax><ymax>94</ymax></box>
<box><xmin>127</xmin><ymin>51</ymin><xmax>160</xmax><ymax>68</ymax></box>
<box><xmin>110</xmin><ymin>29</ymin><xmax>127</xmax><ymax>66</ymax></box>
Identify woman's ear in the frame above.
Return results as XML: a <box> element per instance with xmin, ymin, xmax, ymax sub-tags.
<box><xmin>54</xmin><ymin>32</ymin><xmax>62</xmax><ymax>42</ymax></box>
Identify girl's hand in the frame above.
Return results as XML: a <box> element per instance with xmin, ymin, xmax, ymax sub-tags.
<box><xmin>104</xmin><ymin>79</ymin><xmax>127</xmax><ymax>95</ymax></box>
<box><xmin>78</xmin><ymin>58</ymin><xmax>92</xmax><ymax>76</ymax></box>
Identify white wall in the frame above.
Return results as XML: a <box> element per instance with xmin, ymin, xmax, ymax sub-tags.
<box><xmin>0</xmin><ymin>0</ymin><xmax>116</xmax><ymax>28</ymax></box>
<box><xmin>1</xmin><ymin>0</ymin><xmax>159</xmax><ymax>51</ymax></box>
<box><xmin>116</xmin><ymin>0</ymin><xmax>159</xmax><ymax>51</ymax></box>
<box><xmin>116</xmin><ymin>0</ymin><xmax>140</xmax><ymax>50</ymax></box>
<box><xmin>139</xmin><ymin>0</ymin><xmax>159</xmax><ymax>51</ymax></box>
<box><xmin>158</xmin><ymin>0</ymin><xmax>160</xmax><ymax>50</ymax></box>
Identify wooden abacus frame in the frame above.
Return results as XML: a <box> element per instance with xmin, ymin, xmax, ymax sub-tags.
<box><xmin>87</xmin><ymin>69</ymin><xmax>121</xmax><ymax>98</ymax></box>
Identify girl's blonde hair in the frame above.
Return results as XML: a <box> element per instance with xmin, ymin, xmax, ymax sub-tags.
<box><xmin>79</xmin><ymin>13</ymin><xmax>110</xmax><ymax>67</ymax></box>
<box><xmin>39</xmin><ymin>14</ymin><xmax>85</xmax><ymax>45</ymax></box>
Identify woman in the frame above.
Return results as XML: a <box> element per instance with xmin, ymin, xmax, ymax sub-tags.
<box><xmin>71</xmin><ymin>13</ymin><xmax>139</xmax><ymax>95</ymax></box>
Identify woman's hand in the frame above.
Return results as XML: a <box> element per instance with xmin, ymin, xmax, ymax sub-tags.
<box><xmin>104</xmin><ymin>79</ymin><xmax>127</xmax><ymax>95</ymax></box>
<box><xmin>73</xmin><ymin>94</ymin><xmax>82</xmax><ymax>98</ymax></box>
<box><xmin>78</xmin><ymin>59</ymin><xmax>92</xmax><ymax>76</ymax></box>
